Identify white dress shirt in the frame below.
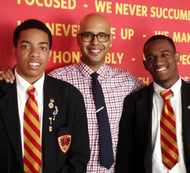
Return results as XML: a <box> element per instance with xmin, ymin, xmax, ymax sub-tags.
<box><xmin>152</xmin><ymin>78</ymin><xmax>186</xmax><ymax>173</ymax></box>
<box><xmin>15</xmin><ymin>68</ymin><xmax>44</xmax><ymax>155</ymax></box>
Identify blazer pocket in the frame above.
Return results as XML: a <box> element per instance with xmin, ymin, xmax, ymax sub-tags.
<box><xmin>57</xmin><ymin>126</ymin><xmax>72</xmax><ymax>154</ymax></box>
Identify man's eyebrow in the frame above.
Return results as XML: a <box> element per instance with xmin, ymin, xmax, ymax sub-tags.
<box><xmin>83</xmin><ymin>31</ymin><xmax>108</xmax><ymax>34</ymax></box>
<box><xmin>20</xmin><ymin>40</ymin><xmax>30</xmax><ymax>44</ymax></box>
<box><xmin>146</xmin><ymin>50</ymin><xmax>170</xmax><ymax>57</ymax></box>
<box><xmin>20</xmin><ymin>40</ymin><xmax>49</xmax><ymax>45</ymax></box>
<box><xmin>146</xmin><ymin>53</ymin><xmax>154</xmax><ymax>57</ymax></box>
<box><xmin>160</xmin><ymin>49</ymin><xmax>169</xmax><ymax>52</ymax></box>
<box><xmin>38</xmin><ymin>42</ymin><xmax>49</xmax><ymax>46</ymax></box>
<box><xmin>82</xmin><ymin>31</ymin><xmax>93</xmax><ymax>34</ymax></box>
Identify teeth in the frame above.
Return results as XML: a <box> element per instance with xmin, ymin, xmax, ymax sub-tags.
<box><xmin>91</xmin><ymin>49</ymin><xmax>100</xmax><ymax>52</ymax></box>
<box><xmin>29</xmin><ymin>63</ymin><xmax>40</xmax><ymax>66</ymax></box>
<box><xmin>155</xmin><ymin>67</ymin><xmax>166</xmax><ymax>71</ymax></box>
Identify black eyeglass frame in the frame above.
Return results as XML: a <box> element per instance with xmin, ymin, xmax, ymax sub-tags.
<box><xmin>80</xmin><ymin>32</ymin><xmax>110</xmax><ymax>43</ymax></box>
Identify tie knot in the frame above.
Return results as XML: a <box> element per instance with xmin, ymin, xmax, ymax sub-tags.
<box><xmin>27</xmin><ymin>86</ymin><xmax>35</xmax><ymax>96</ymax></box>
<box><xmin>160</xmin><ymin>89</ymin><xmax>173</xmax><ymax>100</ymax></box>
<box><xmin>90</xmin><ymin>72</ymin><xmax>99</xmax><ymax>79</ymax></box>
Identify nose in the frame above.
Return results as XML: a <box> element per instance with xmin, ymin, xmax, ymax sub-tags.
<box><xmin>91</xmin><ymin>35</ymin><xmax>99</xmax><ymax>44</ymax></box>
<box><xmin>153</xmin><ymin>56</ymin><xmax>164</xmax><ymax>66</ymax></box>
<box><xmin>29</xmin><ymin>47</ymin><xmax>39</xmax><ymax>57</ymax></box>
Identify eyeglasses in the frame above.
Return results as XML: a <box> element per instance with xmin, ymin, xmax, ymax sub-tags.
<box><xmin>81</xmin><ymin>32</ymin><xmax>110</xmax><ymax>42</ymax></box>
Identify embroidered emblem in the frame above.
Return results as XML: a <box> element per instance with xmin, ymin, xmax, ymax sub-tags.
<box><xmin>58</xmin><ymin>135</ymin><xmax>71</xmax><ymax>153</ymax></box>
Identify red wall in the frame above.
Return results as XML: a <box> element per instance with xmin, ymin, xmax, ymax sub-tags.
<box><xmin>1</xmin><ymin>0</ymin><xmax>190</xmax><ymax>84</ymax></box>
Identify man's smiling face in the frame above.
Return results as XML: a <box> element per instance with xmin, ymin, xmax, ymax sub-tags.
<box><xmin>77</xmin><ymin>13</ymin><xmax>113</xmax><ymax>71</ymax></box>
<box><xmin>143</xmin><ymin>39</ymin><xmax>180</xmax><ymax>88</ymax></box>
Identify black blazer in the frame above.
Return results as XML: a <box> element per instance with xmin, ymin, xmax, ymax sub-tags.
<box><xmin>0</xmin><ymin>75</ymin><xmax>90</xmax><ymax>173</ymax></box>
<box><xmin>116</xmin><ymin>80</ymin><xmax>190</xmax><ymax>173</ymax></box>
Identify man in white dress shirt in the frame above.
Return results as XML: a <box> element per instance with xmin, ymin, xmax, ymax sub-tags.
<box><xmin>116</xmin><ymin>35</ymin><xmax>190</xmax><ymax>173</ymax></box>
<box><xmin>0</xmin><ymin>19</ymin><xmax>90</xmax><ymax>173</ymax></box>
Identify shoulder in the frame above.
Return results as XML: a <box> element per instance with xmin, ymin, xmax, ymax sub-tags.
<box><xmin>0</xmin><ymin>79</ymin><xmax>14</xmax><ymax>89</ymax></box>
<box><xmin>181</xmin><ymin>79</ymin><xmax>190</xmax><ymax>92</ymax></box>
<box><xmin>0</xmin><ymin>80</ymin><xmax>5</xmax><ymax>87</ymax></box>
<box><xmin>125</xmin><ymin>83</ymin><xmax>153</xmax><ymax>102</ymax></box>
<box><xmin>106</xmin><ymin>65</ymin><xmax>140</xmax><ymax>81</ymax></box>
<box><xmin>0</xmin><ymin>80</ymin><xmax>16</xmax><ymax>98</ymax></box>
<box><xmin>45</xmin><ymin>75</ymin><xmax>82</xmax><ymax>96</ymax></box>
<box><xmin>182</xmin><ymin>79</ymin><xmax>190</xmax><ymax>87</ymax></box>
<box><xmin>106</xmin><ymin>65</ymin><xmax>143</xmax><ymax>90</ymax></box>
<box><xmin>48</xmin><ymin>64</ymin><xmax>79</xmax><ymax>77</ymax></box>
<box><xmin>106</xmin><ymin>65</ymin><xmax>130</xmax><ymax>75</ymax></box>
<box><xmin>0</xmin><ymin>80</ymin><xmax>6</xmax><ymax>97</ymax></box>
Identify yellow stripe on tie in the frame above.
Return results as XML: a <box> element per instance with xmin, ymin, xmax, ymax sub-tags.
<box><xmin>24</xmin><ymin>86</ymin><xmax>41</xmax><ymax>173</ymax></box>
<box><xmin>160</xmin><ymin>90</ymin><xmax>179</xmax><ymax>170</ymax></box>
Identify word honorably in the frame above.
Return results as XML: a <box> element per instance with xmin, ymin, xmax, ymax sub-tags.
<box><xmin>52</xmin><ymin>51</ymin><xmax>124</xmax><ymax>64</ymax></box>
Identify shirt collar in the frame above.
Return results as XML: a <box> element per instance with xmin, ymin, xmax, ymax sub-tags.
<box><xmin>78</xmin><ymin>60</ymin><xmax>107</xmax><ymax>79</ymax></box>
<box><xmin>153</xmin><ymin>77</ymin><xmax>182</xmax><ymax>98</ymax></box>
<box><xmin>15</xmin><ymin>68</ymin><xmax>45</xmax><ymax>96</ymax></box>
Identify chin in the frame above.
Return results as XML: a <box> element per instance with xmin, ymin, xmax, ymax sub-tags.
<box><xmin>155</xmin><ymin>78</ymin><xmax>169</xmax><ymax>84</ymax></box>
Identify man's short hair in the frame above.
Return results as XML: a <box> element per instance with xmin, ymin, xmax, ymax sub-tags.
<box><xmin>143</xmin><ymin>35</ymin><xmax>176</xmax><ymax>54</ymax></box>
<box><xmin>13</xmin><ymin>19</ymin><xmax>52</xmax><ymax>49</ymax></box>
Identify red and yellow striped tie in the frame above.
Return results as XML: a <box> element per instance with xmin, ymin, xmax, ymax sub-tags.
<box><xmin>160</xmin><ymin>90</ymin><xmax>179</xmax><ymax>170</ymax></box>
<box><xmin>23</xmin><ymin>86</ymin><xmax>41</xmax><ymax>173</ymax></box>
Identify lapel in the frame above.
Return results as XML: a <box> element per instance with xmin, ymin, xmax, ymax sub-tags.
<box><xmin>136</xmin><ymin>83</ymin><xmax>154</xmax><ymax>173</ymax></box>
<box><xmin>42</xmin><ymin>75</ymin><xmax>68</xmax><ymax>172</ymax></box>
<box><xmin>0</xmin><ymin>81</ymin><xmax>23</xmax><ymax>169</ymax></box>
<box><xmin>42</xmin><ymin>75</ymin><xmax>56</xmax><ymax>170</ymax></box>
<box><xmin>181</xmin><ymin>80</ymin><xmax>190</xmax><ymax>173</ymax></box>
<box><xmin>135</xmin><ymin>80</ymin><xmax>190</xmax><ymax>173</ymax></box>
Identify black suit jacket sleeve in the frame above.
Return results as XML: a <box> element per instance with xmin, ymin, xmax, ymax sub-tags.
<box><xmin>116</xmin><ymin>84</ymin><xmax>153</xmax><ymax>173</ymax></box>
<box><xmin>116</xmin><ymin>92</ymin><xmax>137</xmax><ymax>173</ymax></box>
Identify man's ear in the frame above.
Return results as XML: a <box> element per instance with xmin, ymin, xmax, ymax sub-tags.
<box><xmin>143</xmin><ymin>60</ymin><xmax>148</xmax><ymax>71</ymax></box>
<box><xmin>109</xmin><ymin>34</ymin><xmax>113</xmax><ymax>48</ymax></box>
<box><xmin>77</xmin><ymin>33</ymin><xmax>80</xmax><ymax>46</ymax></box>
<box><xmin>13</xmin><ymin>47</ymin><xmax>17</xmax><ymax>59</ymax></box>
<box><xmin>175</xmin><ymin>51</ymin><xmax>180</xmax><ymax>63</ymax></box>
<box><xmin>48</xmin><ymin>50</ymin><xmax>52</xmax><ymax>61</ymax></box>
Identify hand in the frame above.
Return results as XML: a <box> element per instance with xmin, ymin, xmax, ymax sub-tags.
<box><xmin>0</xmin><ymin>67</ymin><xmax>15</xmax><ymax>83</ymax></box>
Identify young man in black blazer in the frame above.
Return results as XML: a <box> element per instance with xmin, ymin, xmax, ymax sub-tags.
<box><xmin>116</xmin><ymin>35</ymin><xmax>190</xmax><ymax>173</ymax></box>
<box><xmin>0</xmin><ymin>19</ymin><xmax>90</xmax><ymax>173</ymax></box>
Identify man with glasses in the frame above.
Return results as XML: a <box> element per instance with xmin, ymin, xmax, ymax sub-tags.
<box><xmin>81</xmin><ymin>32</ymin><xmax>110</xmax><ymax>43</ymax></box>
<box><xmin>0</xmin><ymin>13</ymin><xmax>143</xmax><ymax>172</ymax></box>
<box><xmin>50</xmin><ymin>13</ymin><xmax>143</xmax><ymax>172</ymax></box>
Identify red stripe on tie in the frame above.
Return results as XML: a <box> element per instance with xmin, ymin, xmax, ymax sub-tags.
<box><xmin>161</xmin><ymin>147</ymin><xmax>179</xmax><ymax>165</ymax></box>
<box><xmin>24</xmin><ymin>127</ymin><xmax>41</xmax><ymax>151</ymax></box>
<box><xmin>25</xmin><ymin>101</ymin><xmax>39</xmax><ymax>121</ymax></box>
<box><xmin>160</xmin><ymin>121</ymin><xmax>177</xmax><ymax>141</ymax></box>
<box><xmin>24</xmin><ymin>86</ymin><xmax>41</xmax><ymax>173</ymax></box>
<box><xmin>160</xmin><ymin>90</ymin><xmax>179</xmax><ymax>170</ymax></box>
<box><xmin>161</xmin><ymin>134</ymin><xmax>179</xmax><ymax>155</ymax></box>
<box><xmin>23</xmin><ymin>156</ymin><xmax>40</xmax><ymax>173</ymax></box>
